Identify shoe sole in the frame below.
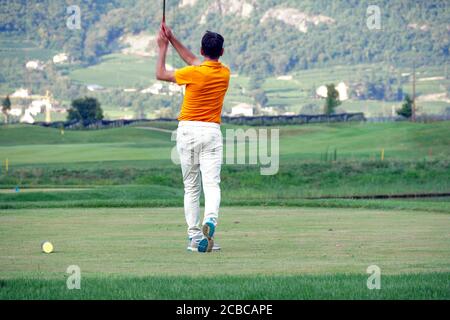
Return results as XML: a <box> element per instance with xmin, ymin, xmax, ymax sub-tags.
<box><xmin>202</xmin><ymin>221</ymin><xmax>215</xmax><ymax>239</ymax></box>
<box><xmin>197</xmin><ymin>237</ymin><xmax>213</xmax><ymax>253</ymax></box>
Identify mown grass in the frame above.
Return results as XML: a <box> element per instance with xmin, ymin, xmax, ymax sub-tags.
<box><xmin>1</xmin><ymin>273</ymin><xmax>449</xmax><ymax>300</ymax></box>
<box><xmin>1</xmin><ymin>122</ymin><xmax>449</xmax><ymax>163</ymax></box>
<box><xmin>0</xmin><ymin>123</ymin><xmax>449</xmax><ymax>299</ymax></box>
<box><xmin>1</xmin><ymin>161</ymin><xmax>449</xmax><ymax>201</ymax></box>
<box><xmin>0</xmin><ymin>206</ymin><xmax>449</xmax><ymax>299</ymax></box>
<box><xmin>1</xmin><ymin>123</ymin><xmax>449</xmax><ymax>211</ymax></box>
<box><xmin>1</xmin><ymin>198</ymin><xmax>449</xmax><ymax>214</ymax></box>
<box><xmin>1</xmin><ymin>207</ymin><xmax>449</xmax><ymax>277</ymax></box>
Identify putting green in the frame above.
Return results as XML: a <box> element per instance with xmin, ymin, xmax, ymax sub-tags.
<box><xmin>0</xmin><ymin>207</ymin><xmax>449</xmax><ymax>279</ymax></box>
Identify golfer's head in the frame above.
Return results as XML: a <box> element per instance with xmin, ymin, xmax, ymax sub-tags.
<box><xmin>201</xmin><ymin>31</ymin><xmax>224</xmax><ymax>60</ymax></box>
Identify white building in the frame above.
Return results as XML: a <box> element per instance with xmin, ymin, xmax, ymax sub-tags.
<box><xmin>9</xmin><ymin>108</ymin><xmax>22</xmax><ymax>117</ymax></box>
<box><xmin>26</xmin><ymin>60</ymin><xmax>45</xmax><ymax>71</ymax></box>
<box><xmin>11</xmin><ymin>88</ymin><xmax>30</xmax><ymax>98</ymax></box>
<box><xmin>316</xmin><ymin>85</ymin><xmax>328</xmax><ymax>98</ymax></box>
<box><xmin>316</xmin><ymin>82</ymin><xmax>349</xmax><ymax>101</ymax></box>
<box><xmin>87</xmin><ymin>84</ymin><xmax>105</xmax><ymax>92</ymax></box>
<box><xmin>336</xmin><ymin>82</ymin><xmax>349</xmax><ymax>101</ymax></box>
<box><xmin>277</xmin><ymin>75</ymin><xmax>293</xmax><ymax>81</ymax></box>
<box><xmin>20</xmin><ymin>110</ymin><xmax>35</xmax><ymax>124</ymax></box>
<box><xmin>231</xmin><ymin>103</ymin><xmax>254</xmax><ymax>117</ymax></box>
<box><xmin>29</xmin><ymin>99</ymin><xmax>51</xmax><ymax>115</ymax></box>
<box><xmin>141</xmin><ymin>83</ymin><xmax>163</xmax><ymax>95</ymax></box>
<box><xmin>53</xmin><ymin>53</ymin><xmax>69</xmax><ymax>64</ymax></box>
<box><xmin>168</xmin><ymin>83</ymin><xmax>183</xmax><ymax>96</ymax></box>
<box><xmin>261</xmin><ymin>107</ymin><xmax>279</xmax><ymax>115</ymax></box>
<box><xmin>179</xmin><ymin>0</ymin><xmax>198</xmax><ymax>7</ymax></box>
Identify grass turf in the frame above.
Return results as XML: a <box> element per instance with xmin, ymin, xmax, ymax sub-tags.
<box><xmin>1</xmin><ymin>123</ymin><xmax>449</xmax><ymax>299</ymax></box>
<box><xmin>1</xmin><ymin>273</ymin><xmax>449</xmax><ymax>300</ymax></box>
<box><xmin>0</xmin><ymin>207</ymin><xmax>449</xmax><ymax>299</ymax></box>
<box><xmin>1</xmin><ymin>123</ymin><xmax>449</xmax><ymax>202</ymax></box>
<box><xmin>1</xmin><ymin>122</ymin><xmax>450</xmax><ymax>161</ymax></box>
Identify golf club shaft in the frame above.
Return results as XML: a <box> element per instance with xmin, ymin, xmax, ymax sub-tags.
<box><xmin>163</xmin><ymin>0</ymin><xmax>166</xmax><ymax>23</ymax></box>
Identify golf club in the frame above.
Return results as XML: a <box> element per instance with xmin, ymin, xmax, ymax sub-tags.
<box><xmin>162</xmin><ymin>0</ymin><xmax>166</xmax><ymax>23</ymax></box>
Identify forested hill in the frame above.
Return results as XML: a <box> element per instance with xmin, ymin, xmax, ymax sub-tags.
<box><xmin>1</xmin><ymin>0</ymin><xmax>449</xmax><ymax>75</ymax></box>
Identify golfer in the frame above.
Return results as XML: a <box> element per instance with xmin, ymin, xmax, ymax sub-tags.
<box><xmin>156</xmin><ymin>23</ymin><xmax>230</xmax><ymax>253</ymax></box>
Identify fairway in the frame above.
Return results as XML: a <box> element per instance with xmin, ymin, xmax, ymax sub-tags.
<box><xmin>1</xmin><ymin>123</ymin><xmax>449</xmax><ymax>299</ymax></box>
<box><xmin>0</xmin><ymin>206</ymin><xmax>449</xmax><ymax>299</ymax></box>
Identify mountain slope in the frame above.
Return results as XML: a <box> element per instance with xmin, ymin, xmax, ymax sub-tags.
<box><xmin>0</xmin><ymin>0</ymin><xmax>448</xmax><ymax>75</ymax></box>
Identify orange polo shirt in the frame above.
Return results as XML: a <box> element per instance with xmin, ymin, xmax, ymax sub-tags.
<box><xmin>174</xmin><ymin>60</ymin><xmax>230</xmax><ymax>124</ymax></box>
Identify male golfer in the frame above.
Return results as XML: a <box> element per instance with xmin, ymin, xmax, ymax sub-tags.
<box><xmin>156</xmin><ymin>24</ymin><xmax>230</xmax><ymax>253</ymax></box>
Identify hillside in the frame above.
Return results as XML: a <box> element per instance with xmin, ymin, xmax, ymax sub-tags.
<box><xmin>0</xmin><ymin>0</ymin><xmax>449</xmax><ymax>121</ymax></box>
<box><xmin>1</xmin><ymin>0</ymin><xmax>449</xmax><ymax>74</ymax></box>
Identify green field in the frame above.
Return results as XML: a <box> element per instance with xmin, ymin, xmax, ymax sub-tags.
<box><xmin>0</xmin><ymin>207</ymin><xmax>449</xmax><ymax>299</ymax></box>
<box><xmin>0</xmin><ymin>122</ymin><xmax>449</xmax><ymax>299</ymax></box>
<box><xmin>1</xmin><ymin>122</ymin><xmax>449</xmax><ymax>202</ymax></box>
<box><xmin>66</xmin><ymin>55</ymin><xmax>450</xmax><ymax>118</ymax></box>
<box><xmin>69</xmin><ymin>54</ymin><xmax>158</xmax><ymax>89</ymax></box>
<box><xmin>0</xmin><ymin>38</ymin><xmax>56</xmax><ymax>61</ymax></box>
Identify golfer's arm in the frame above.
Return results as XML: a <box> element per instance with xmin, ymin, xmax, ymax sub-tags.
<box><xmin>156</xmin><ymin>46</ymin><xmax>175</xmax><ymax>82</ymax></box>
<box><xmin>170</xmin><ymin>35</ymin><xmax>201</xmax><ymax>66</ymax></box>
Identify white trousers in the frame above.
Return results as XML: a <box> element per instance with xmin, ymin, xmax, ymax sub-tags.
<box><xmin>176</xmin><ymin>121</ymin><xmax>223</xmax><ymax>240</ymax></box>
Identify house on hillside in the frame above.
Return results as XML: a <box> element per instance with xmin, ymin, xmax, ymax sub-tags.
<box><xmin>87</xmin><ymin>84</ymin><xmax>105</xmax><ymax>92</ymax></box>
<box><xmin>261</xmin><ymin>106</ymin><xmax>278</xmax><ymax>115</ymax></box>
<box><xmin>231</xmin><ymin>103</ymin><xmax>254</xmax><ymax>117</ymax></box>
<box><xmin>277</xmin><ymin>75</ymin><xmax>293</xmax><ymax>81</ymax></box>
<box><xmin>26</xmin><ymin>60</ymin><xmax>45</xmax><ymax>71</ymax></box>
<box><xmin>168</xmin><ymin>83</ymin><xmax>183</xmax><ymax>96</ymax></box>
<box><xmin>11</xmin><ymin>88</ymin><xmax>30</xmax><ymax>98</ymax></box>
<box><xmin>316</xmin><ymin>82</ymin><xmax>349</xmax><ymax>101</ymax></box>
<box><xmin>29</xmin><ymin>99</ymin><xmax>51</xmax><ymax>115</ymax></box>
<box><xmin>9</xmin><ymin>108</ymin><xmax>23</xmax><ymax>117</ymax></box>
<box><xmin>141</xmin><ymin>83</ymin><xmax>163</xmax><ymax>95</ymax></box>
<box><xmin>20</xmin><ymin>110</ymin><xmax>35</xmax><ymax>124</ymax></box>
<box><xmin>53</xmin><ymin>53</ymin><xmax>69</xmax><ymax>64</ymax></box>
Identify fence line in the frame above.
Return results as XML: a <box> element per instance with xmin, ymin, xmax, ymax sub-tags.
<box><xmin>24</xmin><ymin>113</ymin><xmax>450</xmax><ymax>130</ymax></box>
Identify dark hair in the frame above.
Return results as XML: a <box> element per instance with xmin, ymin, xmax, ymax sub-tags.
<box><xmin>201</xmin><ymin>31</ymin><xmax>224</xmax><ymax>59</ymax></box>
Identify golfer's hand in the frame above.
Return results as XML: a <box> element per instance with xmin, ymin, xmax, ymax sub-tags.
<box><xmin>157</xmin><ymin>30</ymin><xmax>169</xmax><ymax>49</ymax></box>
<box><xmin>161</xmin><ymin>23</ymin><xmax>173</xmax><ymax>41</ymax></box>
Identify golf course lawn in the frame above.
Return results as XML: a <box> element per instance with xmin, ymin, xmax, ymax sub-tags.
<box><xmin>0</xmin><ymin>123</ymin><xmax>449</xmax><ymax>299</ymax></box>
<box><xmin>0</xmin><ymin>206</ymin><xmax>449</xmax><ymax>299</ymax></box>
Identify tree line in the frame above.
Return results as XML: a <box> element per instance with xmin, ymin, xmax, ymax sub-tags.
<box><xmin>1</xmin><ymin>0</ymin><xmax>448</xmax><ymax>75</ymax></box>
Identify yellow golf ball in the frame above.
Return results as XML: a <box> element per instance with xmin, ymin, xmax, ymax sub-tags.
<box><xmin>41</xmin><ymin>241</ymin><xmax>54</xmax><ymax>254</ymax></box>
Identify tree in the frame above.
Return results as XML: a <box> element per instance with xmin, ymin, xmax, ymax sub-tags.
<box><xmin>396</xmin><ymin>94</ymin><xmax>413</xmax><ymax>119</ymax></box>
<box><xmin>251</xmin><ymin>89</ymin><xmax>268</xmax><ymax>113</ymax></box>
<box><xmin>248</xmin><ymin>73</ymin><xmax>265</xmax><ymax>91</ymax></box>
<box><xmin>67</xmin><ymin>97</ymin><xmax>103</xmax><ymax>124</ymax></box>
<box><xmin>324</xmin><ymin>84</ymin><xmax>341</xmax><ymax>115</ymax></box>
<box><xmin>1</xmin><ymin>95</ymin><xmax>11</xmax><ymax>124</ymax></box>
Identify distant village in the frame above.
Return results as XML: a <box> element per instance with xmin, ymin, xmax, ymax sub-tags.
<box><xmin>3</xmin><ymin>51</ymin><xmax>400</xmax><ymax>124</ymax></box>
